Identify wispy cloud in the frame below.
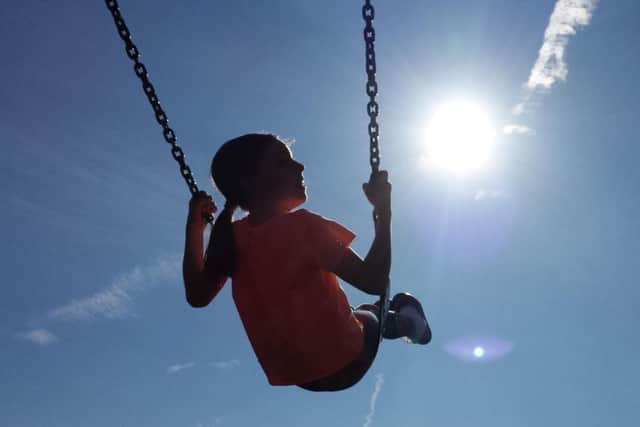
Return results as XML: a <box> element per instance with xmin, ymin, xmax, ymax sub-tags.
<box><xmin>18</xmin><ymin>328</ymin><xmax>58</xmax><ymax>346</ymax></box>
<box><xmin>168</xmin><ymin>359</ymin><xmax>241</xmax><ymax>375</ymax></box>
<box><xmin>363</xmin><ymin>373</ymin><xmax>384</xmax><ymax>427</ymax></box>
<box><xmin>210</xmin><ymin>359</ymin><xmax>240</xmax><ymax>370</ymax></box>
<box><xmin>474</xmin><ymin>189</ymin><xmax>504</xmax><ymax>201</ymax></box>
<box><xmin>514</xmin><ymin>0</ymin><xmax>598</xmax><ymax>115</ymax></box>
<box><xmin>503</xmin><ymin>124</ymin><xmax>535</xmax><ymax>136</ymax></box>
<box><xmin>48</xmin><ymin>254</ymin><xmax>180</xmax><ymax>321</ymax></box>
<box><xmin>167</xmin><ymin>362</ymin><xmax>196</xmax><ymax>374</ymax></box>
<box><xmin>196</xmin><ymin>417</ymin><xmax>224</xmax><ymax>427</ymax></box>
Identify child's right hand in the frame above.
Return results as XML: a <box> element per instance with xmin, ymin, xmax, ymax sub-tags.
<box><xmin>187</xmin><ymin>191</ymin><xmax>217</xmax><ymax>227</ymax></box>
<box><xmin>362</xmin><ymin>170</ymin><xmax>391</xmax><ymax>216</ymax></box>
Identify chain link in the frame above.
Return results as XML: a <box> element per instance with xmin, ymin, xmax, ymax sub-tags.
<box><xmin>363</xmin><ymin>0</ymin><xmax>390</xmax><ymax>343</ymax></box>
<box><xmin>363</xmin><ymin>0</ymin><xmax>380</xmax><ymax>173</ymax></box>
<box><xmin>106</xmin><ymin>0</ymin><xmax>382</xmax><ymax>217</ymax></box>
<box><xmin>105</xmin><ymin>0</ymin><xmax>200</xmax><ymax>196</ymax></box>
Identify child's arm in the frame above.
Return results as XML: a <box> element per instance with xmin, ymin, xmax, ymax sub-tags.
<box><xmin>182</xmin><ymin>192</ymin><xmax>228</xmax><ymax>307</ymax></box>
<box><xmin>333</xmin><ymin>171</ymin><xmax>391</xmax><ymax>296</ymax></box>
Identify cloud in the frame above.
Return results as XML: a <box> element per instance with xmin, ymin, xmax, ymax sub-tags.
<box><xmin>167</xmin><ymin>362</ymin><xmax>196</xmax><ymax>374</ymax></box>
<box><xmin>169</xmin><ymin>359</ymin><xmax>240</xmax><ymax>375</ymax></box>
<box><xmin>503</xmin><ymin>124</ymin><xmax>535</xmax><ymax>136</ymax></box>
<box><xmin>18</xmin><ymin>329</ymin><xmax>58</xmax><ymax>346</ymax></box>
<box><xmin>210</xmin><ymin>359</ymin><xmax>240</xmax><ymax>370</ymax></box>
<box><xmin>363</xmin><ymin>373</ymin><xmax>384</xmax><ymax>427</ymax></box>
<box><xmin>196</xmin><ymin>417</ymin><xmax>224</xmax><ymax>427</ymax></box>
<box><xmin>48</xmin><ymin>254</ymin><xmax>180</xmax><ymax>321</ymax></box>
<box><xmin>474</xmin><ymin>189</ymin><xmax>504</xmax><ymax>201</ymax></box>
<box><xmin>49</xmin><ymin>287</ymin><xmax>133</xmax><ymax>321</ymax></box>
<box><xmin>526</xmin><ymin>0</ymin><xmax>597</xmax><ymax>90</ymax></box>
<box><xmin>514</xmin><ymin>0</ymin><xmax>598</xmax><ymax>115</ymax></box>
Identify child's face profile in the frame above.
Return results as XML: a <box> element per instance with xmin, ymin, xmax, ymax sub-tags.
<box><xmin>253</xmin><ymin>140</ymin><xmax>306</xmax><ymax>211</ymax></box>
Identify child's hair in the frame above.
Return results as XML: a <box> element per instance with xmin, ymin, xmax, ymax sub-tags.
<box><xmin>206</xmin><ymin>133</ymin><xmax>281</xmax><ymax>276</ymax></box>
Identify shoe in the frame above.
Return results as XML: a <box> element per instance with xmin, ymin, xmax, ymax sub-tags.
<box><xmin>390</xmin><ymin>293</ymin><xmax>432</xmax><ymax>345</ymax></box>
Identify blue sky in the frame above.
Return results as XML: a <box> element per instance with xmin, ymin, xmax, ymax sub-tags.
<box><xmin>2</xmin><ymin>0</ymin><xmax>639</xmax><ymax>426</ymax></box>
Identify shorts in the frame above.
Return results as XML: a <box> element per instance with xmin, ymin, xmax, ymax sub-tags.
<box><xmin>297</xmin><ymin>307</ymin><xmax>380</xmax><ymax>392</ymax></box>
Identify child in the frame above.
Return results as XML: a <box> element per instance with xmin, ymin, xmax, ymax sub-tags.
<box><xmin>183</xmin><ymin>133</ymin><xmax>431</xmax><ymax>392</ymax></box>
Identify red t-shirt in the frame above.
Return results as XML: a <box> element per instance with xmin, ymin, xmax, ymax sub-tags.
<box><xmin>231</xmin><ymin>209</ymin><xmax>364</xmax><ymax>385</ymax></box>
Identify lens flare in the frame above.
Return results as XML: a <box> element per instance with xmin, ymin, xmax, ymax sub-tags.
<box><xmin>445</xmin><ymin>336</ymin><xmax>514</xmax><ymax>362</ymax></box>
<box><xmin>473</xmin><ymin>346</ymin><xmax>485</xmax><ymax>358</ymax></box>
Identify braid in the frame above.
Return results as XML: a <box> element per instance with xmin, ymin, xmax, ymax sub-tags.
<box><xmin>205</xmin><ymin>201</ymin><xmax>237</xmax><ymax>277</ymax></box>
<box><xmin>224</xmin><ymin>200</ymin><xmax>239</xmax><ymax>212</ymax></box>
<box><xmin>207</xmin><ymin>133</ymin><xmax>279</xmax><ymax>278</ymax></box>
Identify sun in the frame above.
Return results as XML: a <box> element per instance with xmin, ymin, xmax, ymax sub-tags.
<box><xmin>421</xmin><ymin>99</ymin><xmax>496</xmax><ymax>175</ymax></box>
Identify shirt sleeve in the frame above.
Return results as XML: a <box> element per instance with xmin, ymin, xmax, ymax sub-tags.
<box><xmin>299</xmin><ymin>210</ymin><xmax>356</xmax><ymax>271</ymax></box>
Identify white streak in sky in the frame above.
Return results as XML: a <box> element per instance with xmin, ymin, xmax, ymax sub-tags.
<box><xmin>196</xmin><ymin>417</ymin><xmax>224</xmax><ymax>427</ymax></box>
<box><xmin>514</xmin><ymin>0</ymin><xmax>598</xmax><ymax>115</ymax></box>
<box><xmin>363</xmin><ymin>373</ymin><xmax>384</xmax><ymax>427</ymax></box>
<box><xmin>49</xmin><ymin>254</ymin><xmax>180</xmax><ymax>321</ymax></box>
<box><xmin>18</xmin><ymin>328</ymin><xmax>58</xmax><ymax>346</ymax></box>
<box><xmin>167</xmin><ymin>362</ymin><xmax>196</xmax><ymax>374</ymax></box>
<box><xmin>474</xmin><ymin>189</ymin><xmax>504</xmax><ymax>201</ymax></box>
<box><xmin>503</xmin><ymin>124</ymin><xmax>535</xmax><ymax>135</ymax></box>
<box><xmin>210</xmin><ymin>359</ymin><xmax>240</xmax><ymax>370</ymax></box>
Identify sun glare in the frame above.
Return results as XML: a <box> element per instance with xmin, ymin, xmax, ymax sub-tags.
<box><xmin>421</xmin><ymin>99</ymin><xmax>496</xmax><ymax>175</ymax></box>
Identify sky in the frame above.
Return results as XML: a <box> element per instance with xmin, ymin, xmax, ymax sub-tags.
<box><xmin>2</xmin><ymin>0</ymin><xmax>640</xmax><ymax>426</ymax></box>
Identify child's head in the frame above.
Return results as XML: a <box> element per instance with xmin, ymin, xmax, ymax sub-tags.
<box><xmin>211</xmin><ymin>133</ymin><xmax>306</xmax><ymax>212</ymax></box>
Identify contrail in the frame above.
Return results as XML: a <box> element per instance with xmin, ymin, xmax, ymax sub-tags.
<box><xmin>167</xmin><ymin>362</ymin><xmax>196</xmax><ymax>374</ymax></box>
<box><xmin>363</xmin><ymin>373</ymin><xmax>384</xmax><ymax>427</ymax></box>
<box><xmin>513</xmin><ymin>0</ymin><xmax>598</xmax><ymax>116</ymax></box>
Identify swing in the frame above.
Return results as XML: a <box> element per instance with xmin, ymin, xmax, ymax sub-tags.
<box><xmin>104</xmin><ymin>0</ymin><xmax>391</xmax><ymax>341</ymax></box>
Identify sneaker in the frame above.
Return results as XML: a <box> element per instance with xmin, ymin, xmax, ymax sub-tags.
<box><xmin>390</xmin><ymin>293</ymin><xmax>432</xmax><ymax>345</ymax></box>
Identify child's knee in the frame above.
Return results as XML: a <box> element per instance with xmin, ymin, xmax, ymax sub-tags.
<box><xmin>355</xmin><ymin>303</ymin><xmax>380</xmax><ymax>319</ymax></box>
<box><xmin>354</xmin><ymin>310</ymin><xmax>379</xmax><ymax>333</ymax></box>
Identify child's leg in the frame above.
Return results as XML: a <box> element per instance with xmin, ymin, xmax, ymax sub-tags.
<box><xmin>297</xmin><ymin>307</ymin><xmax>380</xmax><ymax>392</ymax></box>
<box><xmin>352</xmin><ymin>299</ymin><xmax>430</xmax><ymax>344</ymax></box>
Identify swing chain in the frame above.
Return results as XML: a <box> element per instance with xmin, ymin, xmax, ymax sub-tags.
<box><xmin>363</xmin><ymin>0</ymin><xmax>380</xmax><ymax>173</ymax></box>
<box><xmin>363</xmin><ymin>1</ymin><xmax>390</xmax><ymax>344</ymax></box>
<box><xmin>104</xmin><ymin>0</ymin><xmax>200</xmax><ymax>196</ymax></box>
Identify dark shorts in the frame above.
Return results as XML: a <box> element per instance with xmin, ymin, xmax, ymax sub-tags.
<box><xmin>297</xmin><ymin>308</ymin><xmax>380</xmax><ymax>392</ymax></box>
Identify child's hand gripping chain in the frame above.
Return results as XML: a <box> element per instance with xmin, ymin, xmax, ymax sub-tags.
<box><xmin>187</xmin><ymin>191</ymin><xmax>218</xmax><ymax>229</ymax></box>
<box><xmin>363</xmin><ymin>170</ymin><xmax>392</xmax><ymax>222</ymax></box>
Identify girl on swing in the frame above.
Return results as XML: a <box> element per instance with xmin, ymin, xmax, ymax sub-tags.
<box><xmin>183</xmin><ymin>133</ymin><xmax>431</xmax><ymax>392</ymax></box>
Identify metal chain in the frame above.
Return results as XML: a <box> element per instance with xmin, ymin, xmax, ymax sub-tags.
<box><xmin>363</xmin><ymin>0</ymin><xmax>380</xmax><ymax>173</ymax></box>
<box><xmin>363</xmin><ymin>0</ymin><xmax>390</xmax><ymax>343</ymax></box>
<box><xmin>104</xmin><ymin>0</ymin><xmax>200</xmax><ymax>196</ymax></box>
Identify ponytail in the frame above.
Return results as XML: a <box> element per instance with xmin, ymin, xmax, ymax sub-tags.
<box><xmin>207</xmin><ymin>133</ymin><xmax>280</xmax><ymax>276</ymax></box>
<box><xmin>205</xmin><ymin>201</ymin><xmax>237</xmax><ymax>277</ymax></box>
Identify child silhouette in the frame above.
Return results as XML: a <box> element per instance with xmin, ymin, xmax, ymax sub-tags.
<box><xmin>183</xmin><ymin>133</ymin><xmax>431</xmax><ymax>391</ymax></box>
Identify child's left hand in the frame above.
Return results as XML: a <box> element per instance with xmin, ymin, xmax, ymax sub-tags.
<box><xmin>187</xmin><ymin>191</ymin><xmax>218</xmax><ymax>227</ymax></box>
<box><xmin>362</xmin><ymin>170</ymin><xmax>391</xmax><ymax>216</ymax></box>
